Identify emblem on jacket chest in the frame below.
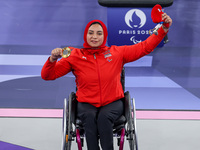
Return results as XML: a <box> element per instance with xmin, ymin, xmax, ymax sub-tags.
<box><xmin>103</xmin><ymin>50</ymin><xmax>112</xmax><ymax>62</ymax></box>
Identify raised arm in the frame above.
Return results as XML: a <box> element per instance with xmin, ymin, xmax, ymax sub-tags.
<box><xmin>41</xmin><ymin>48</ymin><xmax>72</xmax><ymax>80</ymax></box>
<box><xmin>122</xmin><ymin>13</ymin><xmax>172</xmax><ymax>64</ymax></box>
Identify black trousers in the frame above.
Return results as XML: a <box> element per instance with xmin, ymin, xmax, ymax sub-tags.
<box><xmin>77</xmin><ymin>99</ymin><xmax>124</xmax><ymax>150</ymax></box>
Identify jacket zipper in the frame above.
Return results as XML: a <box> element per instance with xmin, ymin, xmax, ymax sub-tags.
<box><xmin>94</xmin><ymin>54</ymin><xmax>102</xmax><ymax>105</ymax></box>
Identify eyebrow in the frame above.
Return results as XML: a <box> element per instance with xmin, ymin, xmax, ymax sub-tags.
<box><xmin>88</xmin><ymin>30</ymin><xmax>103</xmax><ymax>33</ymax></box>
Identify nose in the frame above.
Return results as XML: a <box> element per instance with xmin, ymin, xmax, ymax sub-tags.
<box><xmin>92</xmin><ymin>33</ymin><xmax>97</xmax><ymax>38</ymax></box>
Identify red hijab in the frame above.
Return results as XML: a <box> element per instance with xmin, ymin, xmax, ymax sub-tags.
<box><xmin>83</xmin><ymin>20</ymin><xmax>108</xmax><ymax>49</ymax></box>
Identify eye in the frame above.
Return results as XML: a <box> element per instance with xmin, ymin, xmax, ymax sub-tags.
<box><xmin>98</xmin><ymin>32</ymin><xmax>103</xmax><ymax>35</ymax></box>
<box><xmin>97</xmin><ymin>31</ymin><xmax>103</xmax><ymax>36</ymax></box>
<box><xmin>88</xmin><ymin>30</ymin><xmax>94</xmax><ymax>35</ymax></box>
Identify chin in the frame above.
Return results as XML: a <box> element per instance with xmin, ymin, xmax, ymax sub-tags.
<box><xmin>90</xmin><ymin>44</ymin><xmax>99</xmax><ymax>48</ymax></box>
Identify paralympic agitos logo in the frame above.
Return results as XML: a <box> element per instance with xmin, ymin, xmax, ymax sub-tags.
<box><xmin>119</xmin><ymin>9</ymin><xmax>149</xmax><ymax>44</ymax></box>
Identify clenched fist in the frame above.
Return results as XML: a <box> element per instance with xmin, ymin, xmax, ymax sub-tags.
<box><xmin>50</xmin><ymin>48</ymin><xmax>63</xmax><ymax>62</ymax></box>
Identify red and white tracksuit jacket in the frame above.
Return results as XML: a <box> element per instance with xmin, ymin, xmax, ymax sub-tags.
<box><xmin>41</xmin><ymin>27</ymin><xmax>167</xmax><ymax>107</ymax></box>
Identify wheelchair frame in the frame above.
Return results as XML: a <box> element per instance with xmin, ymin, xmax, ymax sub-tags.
<box><xmin>62</xmin><ymin>91</ymin><xmax>138</xmax><ymax>150</ymax></box>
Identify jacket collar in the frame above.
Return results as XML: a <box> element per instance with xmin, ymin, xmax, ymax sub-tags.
<box><xmin>82</xmin><ymin>46</ymin><xmax>108</xmax><ymax>55</ymax></box>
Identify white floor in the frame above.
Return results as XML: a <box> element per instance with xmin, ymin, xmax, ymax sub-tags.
<box><xmin>0</xmin><ymin>117</ymin><xmax>200</xmax><ymax>150</ymax></box>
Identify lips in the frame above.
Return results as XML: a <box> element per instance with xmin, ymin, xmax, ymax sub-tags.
<box><xmin>91</xmin><ymin>41</ymin><xmax>98</xmax><ymax>44</ymax></box>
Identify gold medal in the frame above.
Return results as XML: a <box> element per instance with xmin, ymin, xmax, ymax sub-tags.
<box><xmin>62</xmin><ymin>47</ymin><xmax>71</xmax><ymax>58</ymax></box>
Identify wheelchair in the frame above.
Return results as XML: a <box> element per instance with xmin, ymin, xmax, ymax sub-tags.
<box><xmin>61</xmin><ymin>69</ymin><xmax>138</xmax><ymax>150</ymax></box>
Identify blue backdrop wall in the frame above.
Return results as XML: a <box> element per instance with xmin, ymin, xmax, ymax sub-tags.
<box><xmin>0</xmin><ymin>0</ymin><xmax>200</xmax><ymax>109</ymax></box>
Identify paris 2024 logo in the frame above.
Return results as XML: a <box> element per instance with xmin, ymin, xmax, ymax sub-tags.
<box><xmin>121</xmin><ymin>9</ymin><xmax>149</xmax><ymax>44</ymax></box>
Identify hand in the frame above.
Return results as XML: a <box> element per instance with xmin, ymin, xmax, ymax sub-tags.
<box><xmin>162</xmin><ymin>13</ymin><xmax>172</xmax><ymax>32</ymax></box>
<box><xmin>50</xmin><ymin>48</ymin><xmax>62</xmax><ymax>62</ymax></box>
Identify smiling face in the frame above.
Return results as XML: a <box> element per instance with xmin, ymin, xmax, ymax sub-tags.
<box><xmin>86</xmin><ymin>23</ymin><xmax>104</xmax><ymax>48</ymax></box>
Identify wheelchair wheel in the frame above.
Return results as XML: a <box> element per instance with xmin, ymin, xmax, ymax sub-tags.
<box><xmin>62</xmin><ymin>98</ymin><xmax>67</xmax><ymax>150</ymax></box>
<box><xmin>127</xmin><ymin>122</ymin><xmax>137</xmax><ymax>150</ymax></box>
<box><xmin>127</xmin><ymin>98</ymin><xmax>138</xmax><ymax>150</ymax></box>
<box><xmin>62</xmin><ymin>97</ymin><xmax>73</xmax><ymax>150</ymax></box>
